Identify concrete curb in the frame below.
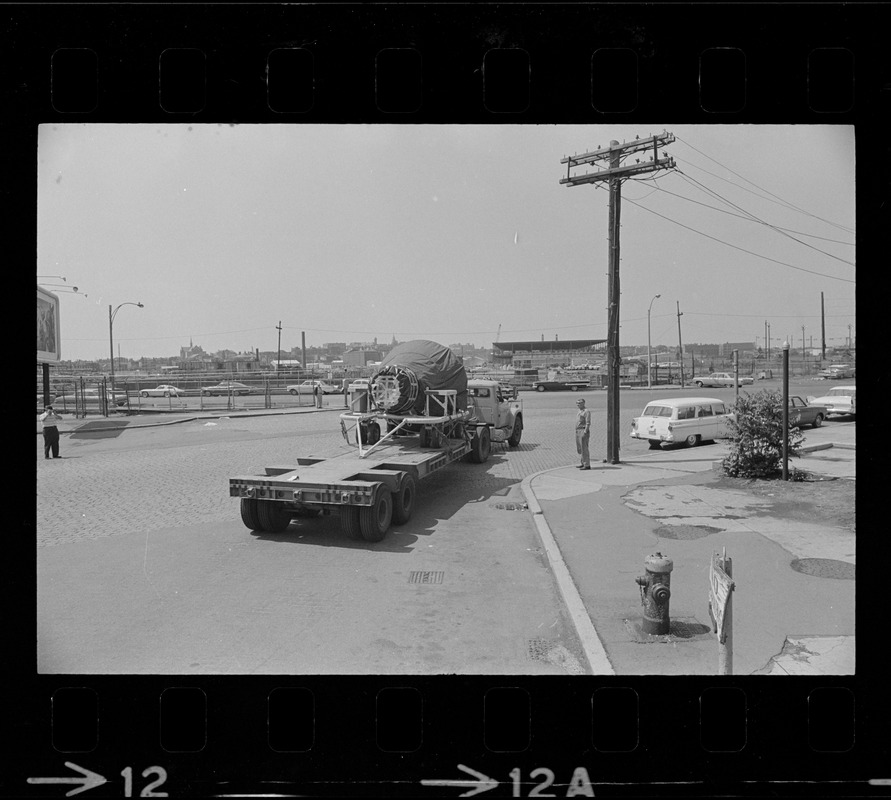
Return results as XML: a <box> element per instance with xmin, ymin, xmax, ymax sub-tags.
<box><xmin>520</xmin><ymin>469</ymin><xmax>615</xmax><ymax>676</ymax></box>
<box><xmin>39</xmin><ymin>406</ymin><xmax>343</xmax><ymax>435</ymax></box>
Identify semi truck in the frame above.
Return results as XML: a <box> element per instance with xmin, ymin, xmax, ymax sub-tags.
<box><xmin>229</xmin><ymin>341</ymin><xmax>523</xmax><ymax>543</ymax></box>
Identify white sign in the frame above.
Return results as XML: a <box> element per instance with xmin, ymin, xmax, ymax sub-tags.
<box><xmin>709</xmin><ymin>553</ymin><xmax>734</xmax><ymax>641</ymax></box>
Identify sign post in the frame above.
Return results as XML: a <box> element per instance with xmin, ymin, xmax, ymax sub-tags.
<box><xmin>708</xmin><ymin>549</ymin><xmax>736</xmax><ymax>675</ymax></box>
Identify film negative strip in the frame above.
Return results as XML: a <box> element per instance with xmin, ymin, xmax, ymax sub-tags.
<box><xmin>13</xmin><ymin>2</ymin><xmax>883</xmax><ymax>797</ymax></box>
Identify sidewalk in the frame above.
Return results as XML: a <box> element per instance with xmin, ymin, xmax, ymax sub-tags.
<box><xmin>522</xmin><ymin>421</ymin><xmax>856</xmax><ymax>676</ymax></box>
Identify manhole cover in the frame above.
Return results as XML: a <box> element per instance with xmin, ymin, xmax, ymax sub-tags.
<box><xmin>790</xmin><ymin>558</ymin><xmax>855</xmax><ymax>580</ymax></box>
<box><xmin>655</xmin><ymin>524</ymin><xmax>721</xmax><ymax>540</ymax></box>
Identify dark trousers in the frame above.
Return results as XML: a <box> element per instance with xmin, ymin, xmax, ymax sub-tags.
<box><xmin>43</xmin><ymin>425</ymin><xmax>60</xmax><ymax>458</ymax></box>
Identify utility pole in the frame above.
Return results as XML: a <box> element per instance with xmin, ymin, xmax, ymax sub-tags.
<box><xmin>276</xmin><ymin>321</ymin><xmax>282</xmax><ymax>373</ymax></box>
<box><xmin>676</xmin><ymin>301</ymin><xmax>685</xmax><ymax>388</ymax></box>
<box><xmin>801</xmin><ymin>326</ymin><xmax>806</xmax><ymax>372</ymax></box>
<box><xmin>560</xmin><ymin>131</ymin><xmax>676</xmax><ymax>464</ymax></box>
<box><xmin>821</xmin><ymin>292</ymin><xmax>826</xmax><ymax>361</ymax></box>
<box><xmin>301</xmin><ymin>331</ymin><xmax>307</xmax><ymax>375</ymax></box>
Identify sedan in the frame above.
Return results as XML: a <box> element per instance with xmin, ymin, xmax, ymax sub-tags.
<box><xmin>693</xmin><ymin>372</ymin><xmax>754</xmax><ymax>388</ymax></box>
<box><xmin>788</xmin><ymin>396</ymin><xmax>827</xmax><ymax>428</ymax></box>
<box><xmin>807</xmin><ymin>385</ymin><xmax>855</xmax><ymax>417</ymax></box>
<box><xmin>286</xmin><ymin>380</ymin><xmax>340</xmax><ymax>395</ymax></box>
<box><xmin>139</xmin><ymin>384</ymin><xmax>185</xmax><ymax>398</ymax></box>
<box><xmin>201</xmin><ymin>381</ymin><xmax>251</xmax><ymax>396</ymax></box>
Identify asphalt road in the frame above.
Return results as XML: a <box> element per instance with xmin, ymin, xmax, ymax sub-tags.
<box><xmin>36</xmin><ymin>379</ymin><xmax>833</xmax><ymax>674</ymax></box>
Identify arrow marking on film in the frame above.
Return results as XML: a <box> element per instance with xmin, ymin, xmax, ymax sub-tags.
<box><xmin>420</xmin><ymin>764</ymin><xmax>498</xmax><ymax>797</ymax></box>
<box><xmin>27</xmin><ymin>762</ymin><xmax>107</xmax><ymax>797</ymax></box>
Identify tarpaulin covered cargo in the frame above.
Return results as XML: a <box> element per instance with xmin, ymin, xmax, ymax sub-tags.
<box><xmin>371</xmin><ymin>340</ymin><xmax>467</xmax><ymax>415</ymax></box>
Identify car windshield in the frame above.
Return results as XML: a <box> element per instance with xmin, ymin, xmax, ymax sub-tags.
<box><xmin>828</xmin><ymin>388</ymin><xmax>855</xmax><ymax>397</ymax></box>
<box><xmin>642</xmin><ymin>405</ymin><xmax>672</xmax><ymax>417</ymax></box>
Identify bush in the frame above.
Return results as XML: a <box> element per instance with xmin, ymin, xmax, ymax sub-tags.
<box><xmin>721</xmin><ymin>389</ymin><xmax>803</xmax><ymax>479</ymax></box>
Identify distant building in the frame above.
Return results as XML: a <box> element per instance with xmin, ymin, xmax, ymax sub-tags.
<box><xmin>343</xmin><ymin>348</ymin><xmax>383</xmax><ymax>367</ymax></box>
<box><xmin>492</xmin><ymin>339</ymin><xmax>606</xmax><ymax>369</ymax></box>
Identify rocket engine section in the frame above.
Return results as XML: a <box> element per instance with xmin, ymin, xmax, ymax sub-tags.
<box><xmin>370</xmin><ymin>340</ymin><xmax>468</xmax><ymax>416</ymax></box>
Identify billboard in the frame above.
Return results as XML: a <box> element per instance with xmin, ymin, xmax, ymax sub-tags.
<box><xmin>37</xmin><ymin>286</ymin><xmax>61</xmax><ymax>362</ymax></box>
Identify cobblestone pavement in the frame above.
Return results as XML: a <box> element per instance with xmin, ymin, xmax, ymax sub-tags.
<box><xmin>36</xmin><ymin>400</ymin><xmax>614</xmax><ymax>547</ymax></box>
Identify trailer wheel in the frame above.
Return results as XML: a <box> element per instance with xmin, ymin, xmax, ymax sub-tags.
<box><xmin>257</xmin><ymin>500</ymin><xmax>292</xmax><ymax>533</ymax></box>
<box><xmin>359</xmin><ymin>484</ymin><xmax>393</xmax><ymax>542</ymax></box>
<box><xmin>507</xmin><ymin>416</ymin><xmax>523</xmax><ymax>447</ymax></box>
<box><xmin>392</xmin><ymin>474</ymin><xmax>416</xmax><ymax>525</ymax></box>
<box><xmin>240</xmin><ymin>498</ymin><xmax>262</xmax><ymax>530</ymax></box>
<box><xmin>356</xmin><ymin>421</ymin><xmax>381</xmax><ymax>446</ymax></box>
<box><xmin>467</xmin><ymin>426</ymin><xmax>491</xmax><ymax>463</ymax></box>
<box><xmin>340</xmin><ymin>506</ymin><xmax>362</xmax><ymax>539</ymax></box>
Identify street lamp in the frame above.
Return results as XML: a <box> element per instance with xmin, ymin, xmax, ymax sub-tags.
<box><xmin>782</xmin><ymin>340</ymin><xmax>790</xmax><ymax>481</ymax></box>
<box><xmin>647</xmin><ymin>294</ymin><xmax>661</xmax><ymax>389</ymax></box>
<box><xmin>109</xmin><ymin>302</ymin><xmax>144</xmax><ymax>397</ymax></box>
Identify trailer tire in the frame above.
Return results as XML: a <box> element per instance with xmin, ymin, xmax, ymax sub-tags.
<box><xmin>341</xmin><ymin>506</ymin><xmax>362</xmax><ymax>539</ymax></box>
<box><xmin>257</xmin><ymin>500</ymin><xmax>292</xmax><ymax>533</ymax></box>
<box><xmin>359</xmin><ymin>484</ymin><xmax>393</xmax><ymax>542</ymax></box>
<box><xmin>392</xmin><ymin>474</ymin><xmax>416</xmax><ymax>525</ymax></box>
<box><xmin>467</xmin><ymin>426</ymin><xmax>491</xmax><ymax>463</ymax></box>
<box><xmin>507</xmin><ymin>416</ymin><xmax>523</xmax><ymax>447</ymax></box>
<box><xmin>240</xmin><ymin>498</ymin><xmax>262</xmax><ymax>530</ymax></box>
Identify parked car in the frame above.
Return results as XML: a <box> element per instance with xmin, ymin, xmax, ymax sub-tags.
<box><xmin>693</xmin><ymin>372</ymin><xmax>754</xmax><ymax>388</ymax></box>
<box><xmin>630</xmin><ymin>396</ymin><xmax>735</xmax><ymax>448</ymax></box>
<box><xmin>51</xmin><ymin>391</ymin><xmax>129</xmax><ymax>408</ymax></box>
<box><xmin>818</xmin><ymin>364</ymin><xmax>855</xmax><ymax>379</ymax></box>
<box><xmin>286</xmin><ymin>380</ymin><xmax>340</xmax><ymax>395</ymax></box>
<box><xmin>139</xmin><ymin>384</ymin><xmax>185</xmax><ymax>398</ymax></box>
<box><xmin>807</xmin><ymin>385</ymin><xmax>855</xmax><ymax>417</ymax></box>
<box><xmin>788</xmin><ymin>396</ymin><xmax>827</xmax><ymax>428</ymax></box>
<box><xmin>201</xmin><ymin>381</ymin><xmax>251</xmax><ymax>396</ymax></box>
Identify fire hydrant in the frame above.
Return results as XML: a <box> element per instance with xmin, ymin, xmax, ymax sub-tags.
<box><xmin>635</xmin><ymin>552</ymin><xmax>673</xmax><ymax>635</ymax></box>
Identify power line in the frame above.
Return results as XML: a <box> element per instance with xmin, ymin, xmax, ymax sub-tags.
<box><xmin>628</xmin><ymin>175</ymin><xmax>855</xmax><ymax>247</ymax></box>
<box><xmin>622</xmin><ymin>195</ymin><xmax>856</xmax><ymax>284</ymax></box>
<box><xmin>675</xmin><ymin>135</ymin><xmax>855</xmax><ymax>234</ymax></box>
<box><xmin>672</xmin><ymin>169</ymin><xmax>855</xmax><ymax>267</ymax></box>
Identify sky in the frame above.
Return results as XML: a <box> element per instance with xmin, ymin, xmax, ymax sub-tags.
<box><xmin>37</xmin><ymin>123</ymin><xmax>855</xmax><ymax>362</ymax></box>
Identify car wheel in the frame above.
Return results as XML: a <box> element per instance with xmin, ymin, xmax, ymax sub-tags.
<box><xmin>685</xmin><ymin>434</ymin><xmax>701</xmax><ymax>447</ymax></box>
<box><xmin>289</xmin><ymin>389</ymin><xmax>298</xmax><ymax>395</ymax></box>
<box><xmin>359</xmin><ymin>484</ymin><xmax>393</xmax><ymax>542</ymax></box>
<box><xmin>392</xmin><ymin>474</ymin><xmax>416</xmax><ymax>525</ymax></box>
<box><xmin>257</xmin><ymin>500</ymin><xmax>292</xmax><ymax>533</ymax></box>
<box><xmin>140</xmin><ymin>391</ymin><xmax>148</xmax><ymax>398</ymax></box>
<box><xmin>340</xmin><ymin>506</ymin><xmax>362</xmax><ymax>540</ymax></box>
<box><xmin>163</xmin><ymin>392</ymin><xmax>170</xmax><ymax>397</ymax></box>
<box><xmin>240</xmin><ymin>498</ymin><xmax>262</xmax><ymax>530</ymax></box>
<box><xmin>695</xmin><ymin>380</ymin><xmax>704</xmax><ymax>388</ymax></box>
<box><xmin>537</xmin><ymin>385</ymin><xmax>546</xmax><ymax>392</ymax></box>
<box><xmin>507</xmin><ymin>416</ymin><xmax>523</xmax><ymax>447</ymax></box>
<box><xmin>813</xmin><ymin>414</ymin><xmax>824</xmax><ymax>428</ymax></box>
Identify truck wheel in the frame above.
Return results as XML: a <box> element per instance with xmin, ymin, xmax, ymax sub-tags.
<box><xmin>507</xmin><ymin>416</ymin><xmax>523</xmax><ymax>447</ymax></box>
<box><xmin>392</xmin><ymin>474</ymin><xmax>416</xmax><ymax>525</ymax></box>
<box><xmin>468</xmin><ymin>426</ymin><xmax>491</xmax><ymax>463</ymax></box>
<box><xmin>537</xmin><ymin>384</ymin><xmax>546</xmax><ymax>392</ymax></box>
<box><xmin>359</xmin><ymin>485</ymin><xmax>393</xmax><ymax>542</ymax></box>
<box><xmin>240</xmin><ymin>498</ymin><xmax>262</xmax><ymax>530</ymax></box>
<box><xmin>257</xmin><ymin>500</ymin><xmax>292</xmax><ymax>533</ymax></box>
<box><xmin>340</xmin><ymin>507</ymin><xmax>362</xmax><ymax>539</ymax></box>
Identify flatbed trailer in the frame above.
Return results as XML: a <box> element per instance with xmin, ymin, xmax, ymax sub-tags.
<box><xmin>229</xmin><ymin>388</ymin><xmax>492</xmax><ymax>543</ymax></box>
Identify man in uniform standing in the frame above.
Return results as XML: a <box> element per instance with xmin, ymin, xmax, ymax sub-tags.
<box><xmin>575</xmin><ymin>398</ymin><xmax>591</xmax><ymax>469</ymax></box>
<box><xmin>40</xmin><ymin>404</ymin><xmax>64</xmax><ymax>459</ymax></box>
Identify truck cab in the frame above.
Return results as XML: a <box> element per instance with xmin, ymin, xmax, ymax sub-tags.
<box><xmin>467</xmin><ymin>379</ymin><xmax>524</xmax><ymax>446</ymax></box>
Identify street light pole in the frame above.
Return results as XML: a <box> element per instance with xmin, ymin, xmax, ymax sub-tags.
<box><xmin>109</xmin><ymin>302</ymin><xmax>144</xmax><ymax>398</ymax></box>
<box><xmin>647</xmin><ymin>294</ymin><xmax>661</xmax><ymax>389</ymax></box>
<box><xmin>782</xmin><ymin>340</ymin><xmax>790</xmax><ymax>480</ymax></box>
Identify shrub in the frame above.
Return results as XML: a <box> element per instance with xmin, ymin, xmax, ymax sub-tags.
<box><xmin>721</xmin><ymin>389</ymin><xmax>803</xmax><ymax>479</ymax></box>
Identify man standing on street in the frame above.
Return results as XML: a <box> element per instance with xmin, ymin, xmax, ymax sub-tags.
<box><xmin>575</xmin><ymin>398</ymin><xmax>591</xmax><ymax>469</ymax></box>
<box><xmin>40</xmin><ymin>405</ymin><xmax>64</xmax><ymax>459</ymax></box>
<box><xmin>313</xmin><ymin>382</ymin><xmax>322</xmax><ymax>409</ymax></box>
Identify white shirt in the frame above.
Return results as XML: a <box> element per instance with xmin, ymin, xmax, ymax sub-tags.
<box><xmin>39</xmin><ymin>410</ymin><xmax>63</xmax><ymax>430</ymax></box>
